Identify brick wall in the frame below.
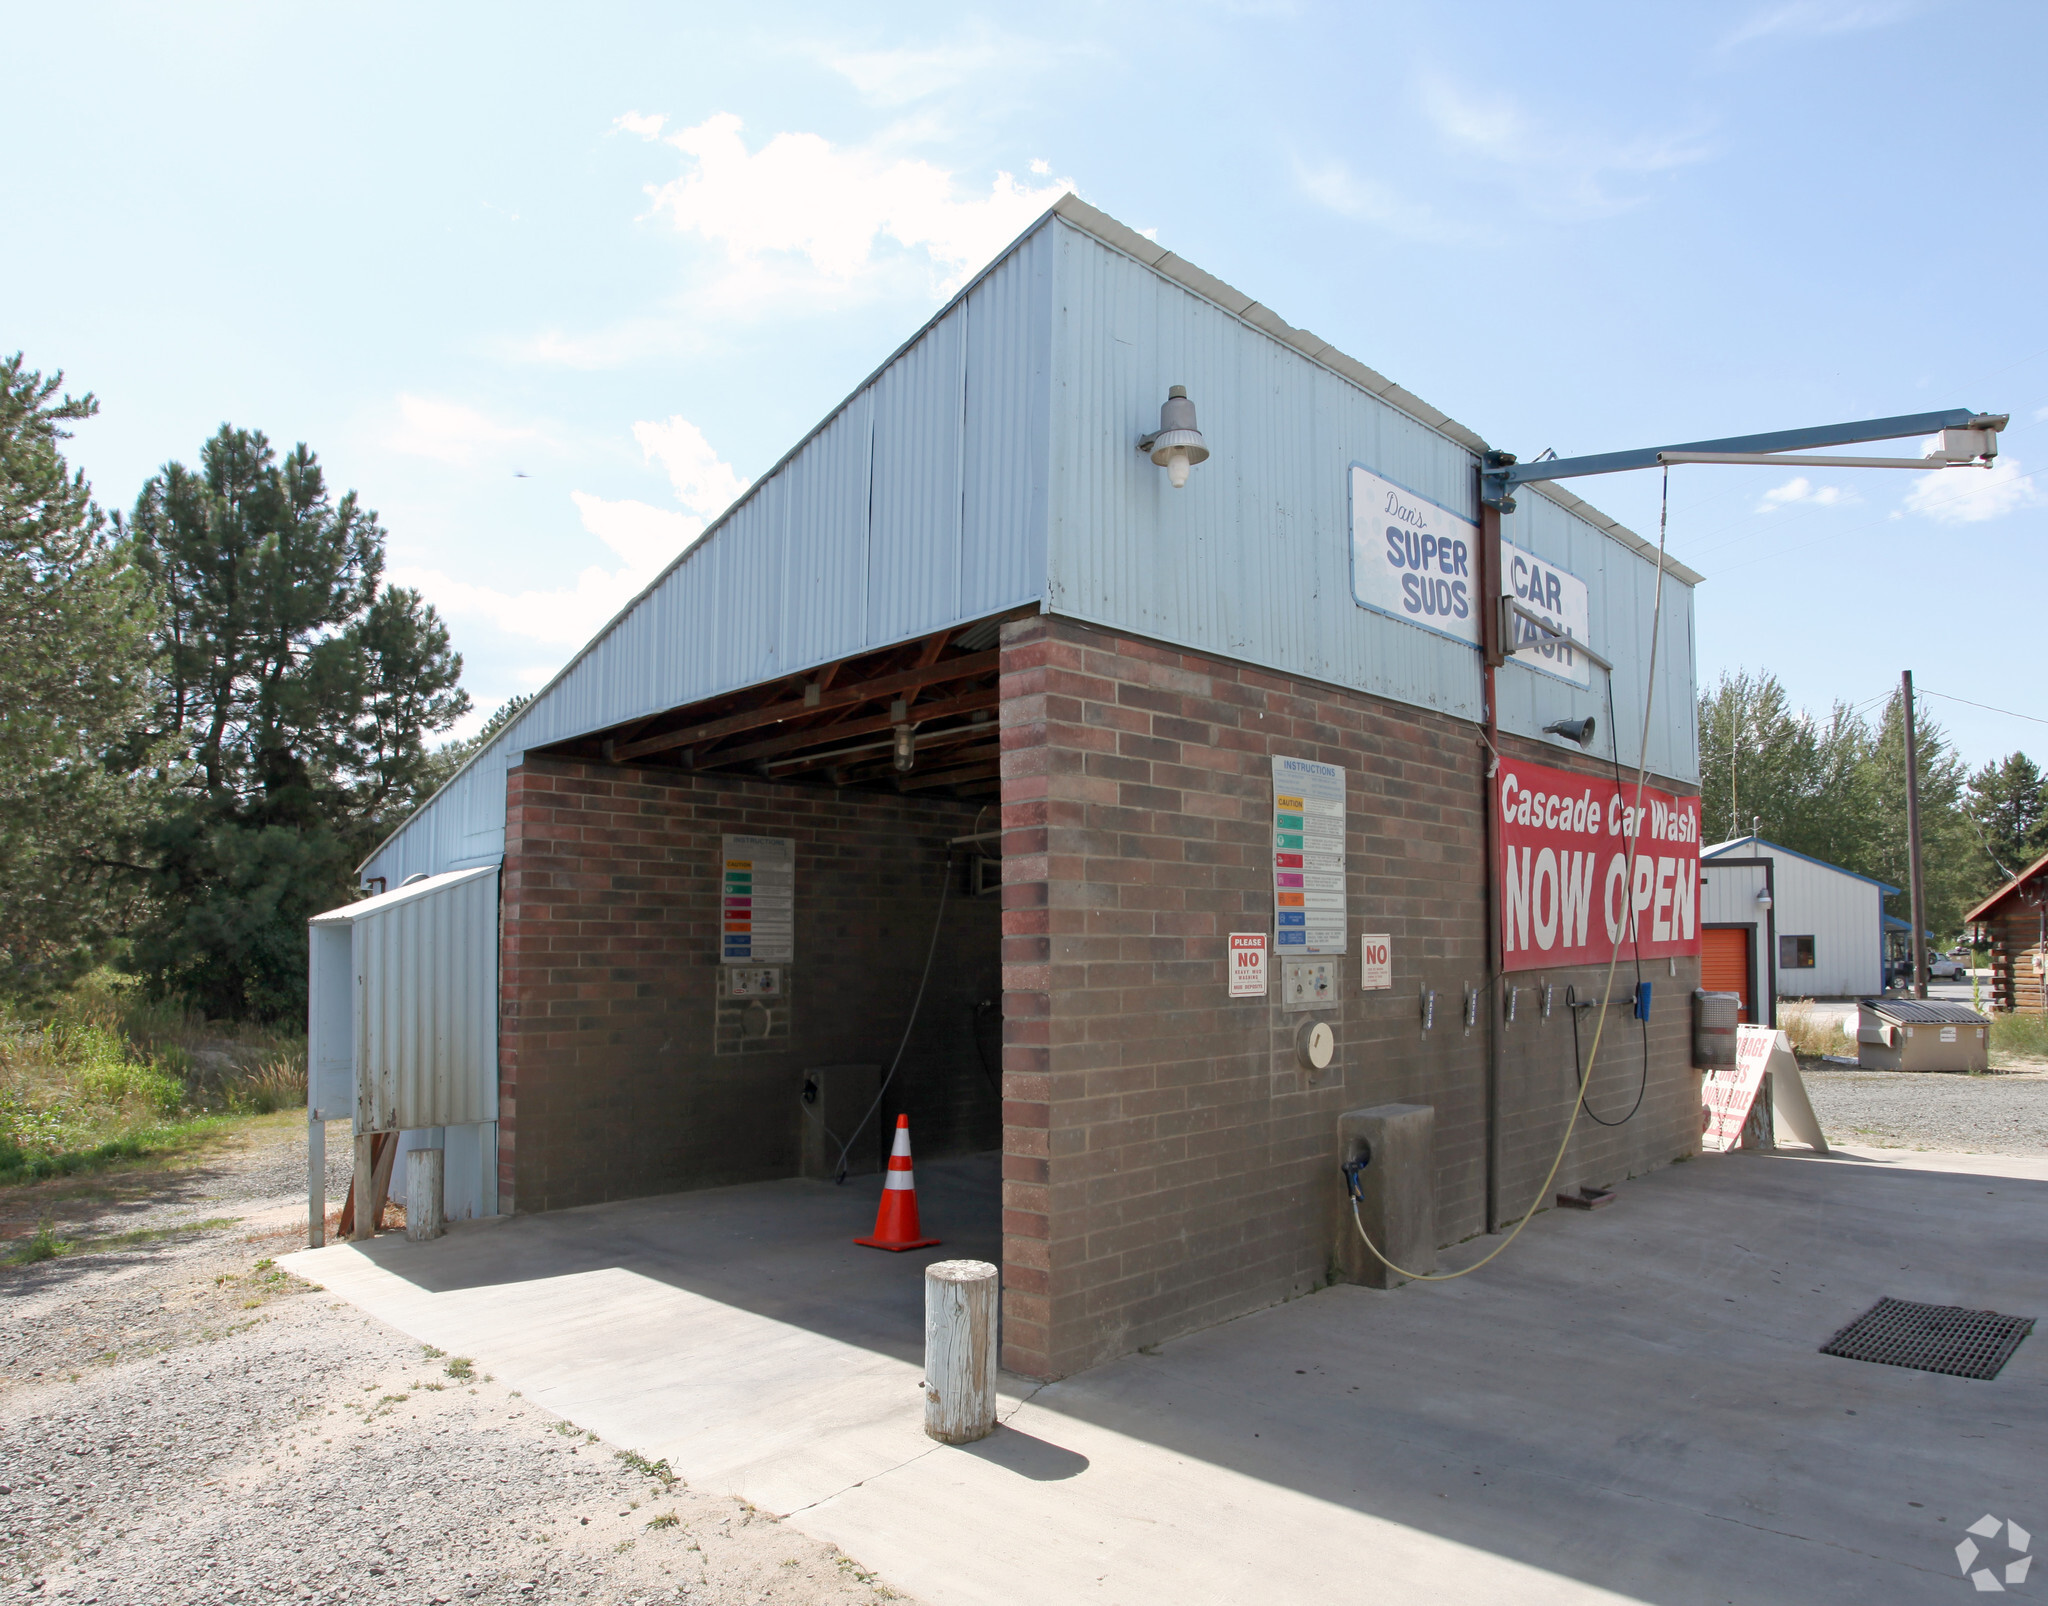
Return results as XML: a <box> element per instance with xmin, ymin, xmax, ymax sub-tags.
<box><xmin>996</xmin><ymin>615</ymin><xmax>1701</xmax><ymax>1380</ymax></box>
<box><xmin>500</xmin><ymin>757</ymin><xmax>1001</xmax><ymax>1213</ymax></box>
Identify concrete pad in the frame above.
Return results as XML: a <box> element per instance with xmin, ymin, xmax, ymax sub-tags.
<box><xmin>285</xmin><ymin>1145</ymin><xmax>2048</xmax><ymax>1606</ymax></box>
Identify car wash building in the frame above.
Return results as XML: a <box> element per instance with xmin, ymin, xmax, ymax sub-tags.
<box><xmin>344</xmin><ymin>196</ymin><xmax>1707</xmax><ymax>1381</ymax></box>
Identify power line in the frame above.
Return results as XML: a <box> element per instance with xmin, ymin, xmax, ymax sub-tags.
<box><xmin>1918</xmin><ymin>688</ymin><xmax>2048</xmax><ymax>729</ymax></box>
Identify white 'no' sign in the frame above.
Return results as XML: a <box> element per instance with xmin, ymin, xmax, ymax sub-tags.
<box><xmin>1229</xmin><ymin>933</ymin><xmax>1269</xmax><ymax>998</ymax></box>
<box><xmin>1360</xmin><ymin>934</ymin><xmax>1392</xmax><ymax>990</ymax></box>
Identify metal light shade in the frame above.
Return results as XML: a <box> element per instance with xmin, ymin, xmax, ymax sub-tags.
<box><xmin>1145</xmin><ymin>385</ymin><xmax>1209</xmax><ymax>488</ymax></box>
<box><xmin>1755</xmin><ymin>887</ymin><xmax>1773</xmax><ymax>909</ymax></box>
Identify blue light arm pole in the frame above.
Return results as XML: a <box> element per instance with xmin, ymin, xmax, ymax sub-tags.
<box><xmin>1479</xmin><ymin>408</ymin><xmax>1998</xmax><ymax>510</ymax></box>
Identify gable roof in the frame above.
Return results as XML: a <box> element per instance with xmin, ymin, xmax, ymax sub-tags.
<box><xmin>1964</xmin><ymin>848</ymin><xmax>2048</xmax><ymax>923</ymax></box>
<box><xmin>360</xmin><ymin>194</ymin><xmax>1702</xmax><ymax>881</ymax></box>
<box><xmin>1702</xmin><ymin>834</ymin><xmax>1901</xmax><ymax>895</ymax></box>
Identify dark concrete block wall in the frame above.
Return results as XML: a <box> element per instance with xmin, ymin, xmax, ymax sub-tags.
<box><xmin>499</xmin><ymin>757</ymin><xmax>1001</xmax><ymax>1214</ymax></box>
<box><xmin>996</xmin><ymin>615</ymin><xmax>1701</xmax><ymax>1381</ymax></box>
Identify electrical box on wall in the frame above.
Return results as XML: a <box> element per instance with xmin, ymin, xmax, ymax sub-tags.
<box><xmin>1281</xmin><ymin>957</ymin><xmax>1338</xmax><ymax>1013</ymax></box>
<box><xmin>715</xmin><ymin>966</ymin><xmax>791</xmax><ymax>1056</ymax></box>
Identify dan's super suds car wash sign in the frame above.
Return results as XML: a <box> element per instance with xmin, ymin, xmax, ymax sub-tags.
<box><xmin>1348</xmin><ymin>466</ymin><xmax>1592</xmax><ymax>684</ymax></box>
<box><xmin>1495</xmin><ymin>755</ymin><xmax>1701</xmax><ymax>972</ymax></box>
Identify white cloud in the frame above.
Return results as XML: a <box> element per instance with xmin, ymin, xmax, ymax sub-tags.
<box><xmin>1721</xmin><ymin>1</ymin><xmax>1912</xmax><ymax>51</ymax></box>
<box><xmin>614</xmin><ymin>110</ymin><xmax>667</xmax><ymax>140</ymax></box>
<box><xmin>825</xmin><ymin>40</ymin><xmax>1010</xmax><ymax>105</ymax></box>
<box><xmin>396</xmin><ymin>419</ymin><xmax>745</xmax><ymax>647</ymax></box>
<box><xmin>1415</xmin><ymin>74</ymin><xmax>1713</xmax><ymax>221</ymax></box>
<box><xmin>1900</xmin><ymin>457</ymin><xmax>2042</xmax><ymax>524</ymax></box>
<box><xmin>632</xmin><ymin>416</ymin><xmax>750</xmax><ymax>518</ymax></box>
<box><xmin>1294</xmin><ymin>157</ymin><xmax>1466</xmax><ymax>240</ymax></box>
<box><xmin>1029</xmin><ymin>158</ymin><xmax>1050</xmax><ymax>176</ymax></box>
<box><xmin>1755</xmin><ymin>476</ymin><xmax>1857</xmax><ymax>513</ymax></box>
<box><xmin>387</xmin><ymin>394</ymin><xmax>552</xmax><ymax>467</ymax></box>
<box><xmin>641</xmin><ymin>112</ymin><xmax>1074</xmax><ymax>303</ymax></box>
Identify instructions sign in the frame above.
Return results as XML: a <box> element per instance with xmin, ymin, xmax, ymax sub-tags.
<box><xmin>1273</xmin><ymin>756</ymin><xmax>1346</xmax><ymax>955</ymax></box>
<box><xmin>1495</xmin><ymin>755</ymin><xmax>1701</xmax><ymax>974</ymax></box>
<box><xmin>1359</xmin><ymin>934</ymin><xmax>1392</xmax><ymax>990</ymax></box>
<box><xmin>1500</xmin><ymin>539</ymin><xmax>1591</xmax><ymax>688</ymax></box>
<box><xmin>1228</xmin><ymin>933</ymin><xmax>1269</xmax><ymax>998</ymax></box>
<box><xmin>722</xmin><ymin>835</ymin><xmax>794</xmax><ymax>964</ymax></box>
<box><xmin>1348</xmin><ymin>464</ymin><xmax>1479</xmax><ymax>646</ymax></box>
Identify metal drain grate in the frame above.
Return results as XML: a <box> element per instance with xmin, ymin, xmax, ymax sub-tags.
<box><xmin>1821</xmin><ymin>1297</ymin><xmax>2035</xmax><ymax>1381</ymax></box>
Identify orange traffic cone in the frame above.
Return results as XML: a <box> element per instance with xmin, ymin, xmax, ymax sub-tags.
<box><xmin>855</xmin><ymin>1114</ymin><xmax>941</xmax><ymax>1251</ymax></box>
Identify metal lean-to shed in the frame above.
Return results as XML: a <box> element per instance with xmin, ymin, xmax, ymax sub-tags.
<box><xmin>306</xmin><ymin>867</ymin><xmax>501</xmax><ymax>1238</ymax></box>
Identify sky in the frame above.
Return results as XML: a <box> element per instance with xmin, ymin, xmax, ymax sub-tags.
<box><xmin>7</xmin><ymin>0</ymin><xmax>2045</xmax><ymax>770</ymax></box>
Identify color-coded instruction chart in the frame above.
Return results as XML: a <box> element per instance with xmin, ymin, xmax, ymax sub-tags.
<box><xmin>1272</xmin><ymin>756</ymin><xmax>1346</xmax><ymax>955</ymax></box>
<box><xmin>721</xmin><ymin>835</ymin><xmax>794</xmax><ymax>963</ymax></box>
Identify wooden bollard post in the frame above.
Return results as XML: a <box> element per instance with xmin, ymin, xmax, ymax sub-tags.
<box><xmin>406</xmin><ymin>1147</ymin><xmax>446</xmax><ymax>1242</ymax></box>
<box><xmin>923</xmin><ymin>1259</ymin><xmax>998</xmax><ymax>1444</ymax></box>
<box><xmin>350</xmin><ymin>1132</ymin><xmax>377</xmax><ymax>1242</ymax></box>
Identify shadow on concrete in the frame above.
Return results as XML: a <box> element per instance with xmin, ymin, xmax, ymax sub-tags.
<box><xmin>312</xmin><ymin>1147</ymin><xmax>2048</xmax><ymax>1604</ymax></box>
<box><xmin>337</xmin><ymin>1151</ymin><xmax>1001</xmax><ymax>1367</ymax></box>
<box><xmin>958</xmin><ymin>1424</ymin><xmax>1089</xmax><ymax>1481</ymax></box>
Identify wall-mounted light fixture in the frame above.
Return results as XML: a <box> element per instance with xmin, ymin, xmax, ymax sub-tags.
<box><xmin>1755</xmin><ymin>885</ymin><xmax>1773</xmax><ymax>910</ymax></box>
<box><xmin>1542</xmin><ymin>715</ymin><xmax>1596</xmax><ymax>749</ymax></box>
<box><xmin>1138</xmin><ymin>385</ymin><xmax>1209</xmax><ymax>488</ymax></box>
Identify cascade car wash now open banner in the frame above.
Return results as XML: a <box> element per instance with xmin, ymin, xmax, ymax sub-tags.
<box><xmin>1494</xmin><ymin>756</ymin><xmax>1702</xmax><ymax>973</ymax></box>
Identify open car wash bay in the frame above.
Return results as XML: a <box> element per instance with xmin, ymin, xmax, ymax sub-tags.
<box><xmin>284</xmin><ymin>198</ymin><xmax>2043</xmax><ymax>1605</ymax></box>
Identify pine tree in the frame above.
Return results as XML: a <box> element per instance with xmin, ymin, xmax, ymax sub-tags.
<box><xmin>1964</xmin><ymin>752</ymin><xmax>2047</xmax><ymax>889</ymax></box>
<box><xmin>0</xmin><ymin>355</ymin><xmax>161</xmax><ymax>990</ymax></box>
<box><xmin>127</xmin><ymin>426</ymin><xmax>468</xmax><ymax>1018</ymax></box>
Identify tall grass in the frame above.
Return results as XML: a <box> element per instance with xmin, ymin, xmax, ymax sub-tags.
<box><xmin>1778</xmin><ymin>1001</ymin><xmax>1853</xmax><ymax>1059</ymax></box>
<box><xmin>1990</xmin><ymin>1010</ymin><xmax>2048</xmax><ymax>1065</ymax></box>
<box><xmin>0</xmin><ymin>970</ymin><xmax>305</xmax><ymax>1184</ymax></box>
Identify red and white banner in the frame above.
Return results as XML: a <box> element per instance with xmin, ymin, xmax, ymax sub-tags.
<box><xmin>1494</xmin><ymin>756</ymin><xmax>1702</xmax><ymax>973</ymax></box>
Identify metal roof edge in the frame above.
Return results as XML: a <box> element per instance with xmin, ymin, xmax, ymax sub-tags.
<box><xmin>1702</xmin><ymin>835</ymin><xmax>1902</xmax><ymax>895</ymax></box>
<box><xmin>1046</xmin><ymin>195</ymin><xmax>1704</xmax><ymax>588</ymax></box>
<box><xmin>312</xmin><ymin>863</ymin><xmax>498</xmax><ymax>924</ymax></box>
<box><xmin>354</xmin><ymin>207</ymin><xmax>1078</xmax><ymax>876</ymax></box>
<box><xmin>1963</xmin><ymin>846</ymin><xmax>2048</xmax><ymax>923</ymax></box>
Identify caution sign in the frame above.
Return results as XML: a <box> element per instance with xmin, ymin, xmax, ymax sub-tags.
<box><xmin>1228</xmin><ymin>932</ymin><xmax>1269</xmax><ymax>998</ymax></box>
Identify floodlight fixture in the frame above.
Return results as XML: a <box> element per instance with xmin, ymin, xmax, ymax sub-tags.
<box><xmin>1138</xmin><ymin>385</ymin><xmax>1210</xmax><ymax>488</ymax></box>
<box><xmin>1542</xmin><ymin>716</ymin><xmax>1596</xmax><ymax>749</ymax></box>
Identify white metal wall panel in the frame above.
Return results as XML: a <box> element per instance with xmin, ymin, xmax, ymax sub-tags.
<box><xmin>1042</xmin><ymin>217</ymin><xmax>1699</xmax><ymax>778</ymax></box>
<box><xmin>360</xmin><ymin>227</ymin><xmax>1058</xmax><ymax>888</ymax></box>
<box><xmin>1497</xmin><ymin>490</ymin><xmax>1700</xmax><ymax>782</ymax></box>
<box><xmin>309</xmin><ymin>867</ymin><xmax>500</xmax><ymax>1134</ymax></box>
<box><xmin>962</xmin><ymin>242</ymin><xmax>1055</xmax><ymax>615</ymax></box>
<box><xmin>1702</xmin><ymin>843</ymin><xmax>1888</xmax><ymax>996</ymax></box>
<box><xmin>867</xmin><ymin>311</ymin><xmax>967</xmax><ymax>643</ymax></box>
<box><xmin>1045</xmin><ymin>218</ymin><xmax>1484</xmax><ymax>721</ymax></box>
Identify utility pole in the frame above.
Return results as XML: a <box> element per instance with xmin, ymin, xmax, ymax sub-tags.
<box><xmin>1902</xmin><ymin>669</ymin><xmax>1928</xmax><ymax>1000</ymax></box>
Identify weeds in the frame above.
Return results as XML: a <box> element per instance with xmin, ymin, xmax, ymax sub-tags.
<box><xmin>0</xmin><ymin>970</ymin><xmax>306</xmax><ymax>1182</ymax></box>
<box><xmin>1991</xmin><ymin>1010</ymin><xmax>2048</xmax><ymax>1064</ymax></box>
<box><xmin>1779</xmin><ymin>1002</ymin><xmax>1853</xmax><ymax>1059</ymax></box>
<box><xmin>444</xmin><ymin>1356</ymin><xmax>476</xmax><ymax>1381</ymax></box>
<box><xmin>614</xmin><ymin>1450</ymin><xmax>678</xmax><ymax>1487</ymax></box>
<box><xmin>4</xmin><ymin>1220</ymin><xmax>70</xmax><ymax>1265</ymax></box>
<box><xmin>646</xmin><ymin>1514</ymin><xmax>680</xmax><ymax>1530</ymax></box>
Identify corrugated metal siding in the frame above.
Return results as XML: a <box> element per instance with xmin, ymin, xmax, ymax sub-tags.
<box><xmin>337</xmin><ymin>868</ymin><xmax>500</xmax><ymax>1133</ymax></box>
<box><xmin>364</xmin><ymin>207</ymin><xmax>1700</xmax><ymax>888</ymax></box>
<box><xmin>1700</xmin><ymin>845</ymin><xmax>1886</xmax><ymax>996</ymax></box>
<box><xmin>1497</xmin><ymin>489</ymin><xmax>1699</xmax><ymax>781</ymax></box>
<box><xmin>1045</xmin><ymin>219</ymin><xmax>1482</xmax><ymax>717</ymax></box>
<box><xmin>361</xmin><ymin>226</ymin><xmax>1057</xmax><ymax>886</ymax></box>
<box><xmin>1042</xmin><ymin>217</ymin><xmax>1699</xmax><ymax>779</ymax></box>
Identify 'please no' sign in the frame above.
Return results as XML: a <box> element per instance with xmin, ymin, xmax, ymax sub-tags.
<box><xmin>1229</xmin><ymin>933</ymin><xmax>1268</xmax><ymax>998</ymax></box>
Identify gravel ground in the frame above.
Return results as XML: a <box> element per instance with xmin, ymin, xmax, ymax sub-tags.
<box><xmin>1798</xmin><ymin>1065</ymin><xmax>2048</xmax><ymax>1154</ymax></box>
<box><xmin>0</xmin><ymin>1121</ymin><xmax>910</xmax><ymax>1606</ymax></box>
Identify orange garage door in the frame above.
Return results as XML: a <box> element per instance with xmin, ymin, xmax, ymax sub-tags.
<box><xmin>1702</xmin><ymin>927</ymin><xmax>1752</xmax><ymax>1022</ymax></box>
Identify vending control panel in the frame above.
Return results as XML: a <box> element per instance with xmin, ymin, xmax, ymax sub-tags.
<box><xmin>1281</xmin><ymin>957</ymin><xmax>1337</xmax><ymax>1013</ymax></box>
